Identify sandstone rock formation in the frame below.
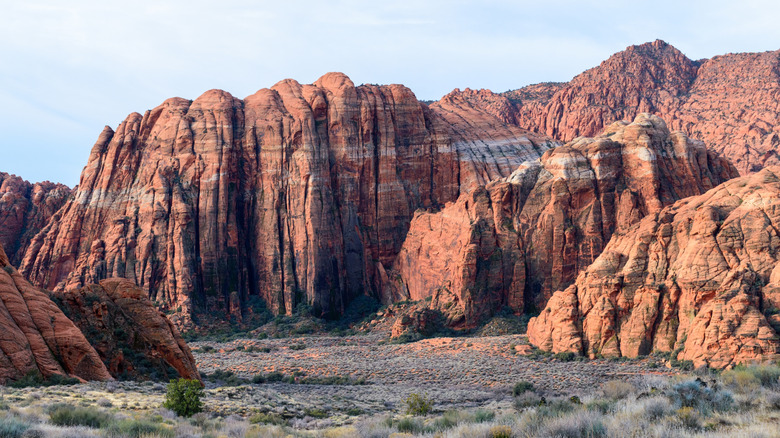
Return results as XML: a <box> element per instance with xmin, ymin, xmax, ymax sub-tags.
<box><xmin>51</xmin><ymin>278</ymin><xmax>200</xmax><ymax>381</ymax></box>
<box><xmin>452</xmin><ymin>40</ymin><xmax>780</xmax><ymax>174</ymax></box>
<box><xmin>392</xmin><ymin>114</ymin><xmax>737</xmax><ymax>328</ymax></box>
<box><xmin>0</xmin><ymin>242</ymin><xmax>112</xmax><ymax>384</ymax></box>
<box><xmin>0</xmin><ymin>173</ymin><xmax>70</xmax><ymax>265</ymax></box>
<box><xmin>20</xmin><ymin>73</ymin><xmax>553</xmax><ymax>326</ymax></box>
<box><xmin>527</xmin><ymin>168</ymin><xmax>780</xmax><ymax>368</ymax></box>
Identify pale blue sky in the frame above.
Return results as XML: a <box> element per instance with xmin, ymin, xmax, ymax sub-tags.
<box><xmin>2</xmin><ymin>0</ymin><xmax>779</xmax><ymax>186</ymax></box>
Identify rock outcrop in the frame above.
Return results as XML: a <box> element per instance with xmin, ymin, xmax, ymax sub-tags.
<box><xmin>452</xmin><ymin>40</ymin><xmax>780</xmax><ymax>174</ymax></box>
<box><xmin>392</xmin><ymin>114</ymin><xmax>737</xmax><ymax>328</ymax></box>
<box><xmin>51</xmin><ymin>278</ymin><xmax>200</xmax><ymax>381</ymax></box>
<box><xmin>0</xmin><ymin>173</ymin><xmax>70</xmax><ymax>265</ymax></box>
<box><xmin>0</xmin><ymin>242</ymin><xmax>112</xmax><ymax>384</ymax></box>
<box><xmin>20</xmin><ymin>73</ymin><xmax>552</xmax><ymax>326</ymax></box>
<box><xmin>527</xmin><ymin>168</ymin><xmax>780</xmax><ymax>368</ymax></box>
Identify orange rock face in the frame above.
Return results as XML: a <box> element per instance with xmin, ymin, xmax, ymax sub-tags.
<box><xmin>0</xmin><ymin>242</ymin><xmax>112</xmax><ymax>384</ymax></box>
<box><xmin>454</xmin><ymin>40</ymin><xmax>780</xmax><ymax>175</ymax></box>
<box><xmin>20</xmin><ymin>73</ymin><xmax>552</xmax><ymax>326</ymax></box>
<box><xmin>527</xmin><ymin>168</ymin><xmax>780</xmax><ymax>368</ymax></box>
<box><xmin>0</xmin><ymin>173</ymin><xmax>70</xmax><ymax>265</ymax></box>
<box><xmin>52</xmin><ymin>278</ymin><xmax>200</xmax><ymax>381</ymax></box>
<box><xmin>392</xmin><ymin>114</ymin><xmax>737</xmax><ymax>328</ymax></box>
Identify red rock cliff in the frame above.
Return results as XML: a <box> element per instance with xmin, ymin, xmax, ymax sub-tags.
<box><xmin>0</xmin><ymin>173</ymin><xmax>70</xmax><ymax>265</ymax></box>
<box><xmin>20</xmin><ymin>73</ymin><xmax>552</xmax><ymax>326</ymax></box>
<box><xmin>527</xmin><ymin>168</ymin><xmax>780</xmax><ymax>368</ymax></box>
<box><xmin>392</xmin><ymin>114</ymin><xmax>737</xmax><ymax>328</ymax></box>
<box><xmin>452</xmin><ymin>40</ymin><xmax>780</xmax><ymax>175</ymax></box>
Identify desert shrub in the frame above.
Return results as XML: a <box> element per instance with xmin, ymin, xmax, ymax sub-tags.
<box><xmin>514</xmin><ymin>392</ymin><xmax>543</xmax><ymax>410</ymax></box>
<box><xmin>204</xmin><ymin>370</ymin><xmax>248</xmax><ymax>386</ymax></box>
<box><xmin>105</xmin><ymin>419</ymin><xmax>174</xmax><ymax>438</ymax></box>
<box><xmin>554</xmin><ymin>352</ymin><xmax>578</xmax><ymax>362</ymax></box>
<box><xmin>676</xmin><ymin>407</ymin><xmax>700</xmax><ymax>430</ymax></box>
<box><xmin>538</xmin><ymin>397</ymin><xmax>577</xmax><ymax>418</ymax></box>
<box><xmin>162</xmin><ymin>378</ymin><xmax>203</xmax><ymax>417</ymax></box>
<box><xmin>265</xmin><ymin>372</ymin><xmax>285</xmax><ymax>382</ymax></box>
<box><xmin>8</xmin><ymin>371</ymin><xmax>79</xmax><ymax>388</ymax></box>
<box><xmin>96</xmin><ymin>398</ymin><xmax>113</xmax><ymax>408</ymax></box>
<box><xmin>489</xmin><ymin>425</ymin><xmax>513</xmax><ymax>438</ymax></box>
<box><xmin>396</xmin><ymin>416</ymin><xmax>426</xmax><ymax>434</ymax></box>
<box><xmin>585</xmin><ymin>398</ymin><xmax>615</xmax><ymax>415</ymax></box>
<box><xmin>474</xmin><ymin>409</ymin><xmax>495</xmax><ymax>423</ymax></box>
<box><xmin>539</xmin><ymin>410</ymin><xmax>607</xmax><ymax>438</ymax></box>
<box><xmin>642</xmin><ymin>396</ymin><xmax>674</xmax><ymax>420</ymax></box>
<box><xmin>249</xmin><ymin>412</ymin><xmax>286</xmax><ymax>425</ymax></box>
<box><xmin>723</xmin><ymin>364</ymin><xmax>780</xmax><ymax>391</ymax></box>
<box><xmin>48</xmin><ymin>404</ymin><xmax>113</xmax><ymax>428</ymax></box>
<box><xmin>668</xmin><ymin>379</ymin><xmax>733</xmax><ymax>414</ymax></box>
<box><xmin>289</xmin><ymin>344</ymin><xmax>307</xmax><ymax>351</ymax></box>
<box><xmin>0</xmin><ymin>416</ymin><xmax>30</xmax><ymax>438</ymax></box>
<box><xmin>304</xmin><ymin>408</ymin><xmax>328</xmax><ymax>419</ymax></box>
<box><xmin>513</xmin><ymin>381</ymin><xmax>534</xmax><ymax>396</ymax></box>
<box><xmin>766</xmin><ymin>392</ymin><xmax>780</xmax><ymax>410</ymax></box>
<box><xmin>601</xmin><ymin>380</ymin><xmax>635</xmax><ymax>400</ymax></box>
<box><xmin>404</xmin><ymin>392</ymin><xmax>433</xmax><ymax>416</ymax></box>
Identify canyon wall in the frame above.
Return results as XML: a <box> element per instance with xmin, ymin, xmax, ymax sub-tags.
<box><xmin>392</xmin><ymin>114</ymin><xmax>737</xmax><ymax>328</ymax></box>
<box><xmin>527</xmin><ymin>168</ymin><xmax>780</xmax><ymax>368</ymax></box>
<box><xmin>20</xmin><ymin>73</ymin><xmax>552</xmax><ymax>326</ymax></box>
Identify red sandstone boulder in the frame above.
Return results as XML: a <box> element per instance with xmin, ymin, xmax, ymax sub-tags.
<box><xmin>52</xmin><ymin>278</ymin><xmax>200</xmax><ymax>381</ymax></box>
<box><xmin>0</xmin><ymin>242</ymin><xmax>111</xmax><ymax>384</ymax></box>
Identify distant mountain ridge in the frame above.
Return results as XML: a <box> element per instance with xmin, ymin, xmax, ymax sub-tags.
<box><xmin>449</xmin><ymin>40</ymin><xmax>780</xmax><ymax>174</ymax></box>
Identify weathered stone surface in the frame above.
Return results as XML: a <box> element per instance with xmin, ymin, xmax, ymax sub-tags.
<box><xmin>0</xmin><ymin>242</ymin><xmax>112</xmax><ymax>384</ymax></box>
<box><xmin>52</xmin><ymin>278</ymin><xmax>200</xmax><ymax>381</ymax></box>
<box><xmin>392</xmin><ymin>114</ymin><xmax>737</xmax><ymax>328</ymax></box>
<box><xmin>528</xmin><ymin>168</ymin><xmax>780</xmax><ymax>368</ymax></box>
<box><xmin>20</xmin><ymin>73</ymin><xmax>552</xmax><ymax>326</ymax></box>
<box><xmin>452</xmin><ymin>40</ymin><xmax>780</xmax><ymax>175</ymax></box>
<box><xmin>0</xmin><ymin>173</ymin><xmax>70</xmax><ymax>265</ymax></box>
<box><xmin>390</xmin><ymin>307</ymin><xmax>444</xmax><ymax>340</ymax></box>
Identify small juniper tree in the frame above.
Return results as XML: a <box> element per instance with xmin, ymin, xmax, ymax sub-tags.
<box><xmin>163</xmin><ymin>378</ymin><xmax>203</xmax><ymax>417</ymax></box>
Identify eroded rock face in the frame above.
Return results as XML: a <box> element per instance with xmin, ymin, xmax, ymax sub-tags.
<box><xmin>0</xmin><ymin>242</ymin><xmax>111</xmax><ymax>384</ymax></box>
<box><xmin>454</xmin><ymin>40</ymin><xmax>780</xmax><ymax>174</ymax></box>
<box><xmin>51</xmin><ymin>278</ymin><xmax>200</xmax><ymax>381</ymax></box>
<box><xmin>392</xmin><ymin>114</ymin><xmax>737</xmax><ymax>328</ymax></box>
<box><xmin>20</xmin><ymin>73</ymin><xmax>552</xmax><ymax>326</ymax></box>
<box><xmin>527</xmin><ymin>168</ymin><xmax>780</xmax><ymax>368</ymax></box>
<box><xmin>0</xmin><ymin>173</ymin><xmax>70</xmax><ymax>265</ymax></box>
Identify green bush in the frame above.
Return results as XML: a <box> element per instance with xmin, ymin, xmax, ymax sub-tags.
<box><xmin>162</xmin><ymin>379</ymin><xmax>204</xmax><ymax>417</ymax></box>
<box><xmin>105</xmin><ymin>419</ymin><xmax>174</xmax><ymax>438</ymax></box>
<box><xmin>553</xmin><ymin>351</ymin><xmax>578</xmax><ymax>362</ymax></box>
<box><xmin>513</xmin><ymin>381</ymin><xmax>534</xmax><ymax>396</ymax></box>
<box><xmin>48</xmin><ymin>404</ymin><xmax>113</xmax><ymax>428</ymax></box>
<box><xmin>404</xmin><ymin>392</ymin><xmax>433</xmax><ymax>416</ymax></box>
<box><xmin>0</xmin><ymin>417</ymin><xmax>30</xmax><ymax>438</ymax></box>
<box><xmin>8</xmin><ymin>370</ymin><xmax>79</xmax><ymax>388</ymax></box>
<box><xmin>396</xmin><ymin>417</ymin><xmax>426</xmax><ymax>434</ymax></box>
<box><xmin>249</xmin><ymin>412</ymin><xmax>286</xmax><ymax>425</ymax></box>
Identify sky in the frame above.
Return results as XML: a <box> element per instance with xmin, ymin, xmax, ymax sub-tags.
<box><xmin>2</xmin><ymin>0</ymin><xmax>779</xmax><ymax>186</ymax></box>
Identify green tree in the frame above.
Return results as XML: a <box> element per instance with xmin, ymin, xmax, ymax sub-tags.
<box><xmin>162</xmin><ymin>379</ymin><xmax>203</xmax><ymax>417</ymax></box>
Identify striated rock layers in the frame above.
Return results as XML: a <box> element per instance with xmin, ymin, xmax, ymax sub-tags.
<box><xmin>0</xmin><ymin>242</ymin><xmax>112</xmax><ymax>384</ymax></box>
<box><xmin>451</xmin><ymin>40</ymin><xmax>780</xmax><ymax>174</ymax></box>
<box><xmin>51</xmin><ymin>278</ymin><xmax>200</xmax><ymax>381</ymax></box>
<box><xmin>20</xmin><ymin>73</ymin><xmax>552</xmax><ymax>326</ymax></box>
<box><xmin>527</xmin><ymin>168</ymin><xmax>780</xmax><ymax>369</ymax></box>
<box><xmin>0</xmin><ymin>173</ymin><xmax>70</xmax><ymax>265</ymax></box>
<box><xmin>392</xmin><ymin>114</ymin><xmax>737</xmax><ymax>328</ymax></box>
